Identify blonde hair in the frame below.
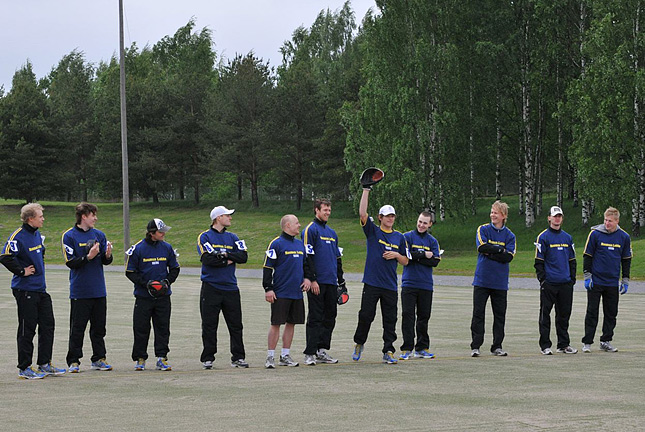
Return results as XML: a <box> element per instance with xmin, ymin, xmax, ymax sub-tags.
<box><xmin>604</xmin><ymin>207</ymin><xmax>620</xmax><ymax>220</ymax></box>
<box><xmin>20</xmin><ymin>203</ymin><xmax>44</xmax><ymax>223</ymax></box>
<box><xmin>492</xmin><ymin>200</ymin><xmax>509</xmax><ymax>221</ymax></box>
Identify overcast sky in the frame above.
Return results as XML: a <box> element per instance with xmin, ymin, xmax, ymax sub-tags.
<box><xmin>1</xmin><ymin>0</ymin><xmax>378</xmax><ymax>91</ymax></box>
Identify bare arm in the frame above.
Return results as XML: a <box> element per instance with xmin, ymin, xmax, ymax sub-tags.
<box><xmin>359</xmin><ymin>189</ymin><xmax>370</xmax><ymax>224</ymax></box>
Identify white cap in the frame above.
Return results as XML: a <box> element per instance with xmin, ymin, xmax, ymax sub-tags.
<box><xmin>210</xmin><ymin>206</ymin><xmax>235</xmax><ymax>220</ymax></box>
<box><xmin>549</xmin><ymin>206</ymin><xmax>563</xmax><ymax>217</ymax></box>
<box><xmin>379</xmin><ymin>205</ymin><xmax>396</xmax><ymax>216</ymax></box>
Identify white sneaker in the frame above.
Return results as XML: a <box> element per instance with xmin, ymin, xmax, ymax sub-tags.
<box><xmin>600</xmin><ymin>341</ymin><xmax>618</xmax><ymax>352</ymax></box>
<box><xmin>582</xmin><ymin>344</ymin><xmax>592</xmax><ymax>353</ymax></box>
<box><xmin>265</xmin><ymin>355</ymin><xmax>275</xmax><ymax>369</ymax></box>
<box><xmin>471</xmin><ymin>349</ymin><xmax>480</xmax><ymax>357</ymax></box>
<box><xmin>541</xmin><ymin>348</ymin><xmax>553</xmax><ymax>355</ymax></box>
<box><xmin>316</xmin><ymin>350</ymin><xmax>339</xmax><ymax>364</ymax></box>
<box><xmin>278</xmin><ymin>355</ymin><xmax>299</xmax><ymax>367</ymax></box>
<box><xmin>304</xmin><ymin>354</ymin><xmax>316</xmax><ymax>366</ymax></box>
<box><xmin>202</xmin><ymin>361</ymin><xmax>213</xmax><ymax>370</ymax></box>
<box><xmin>492</xmin><ymin>348</ymin><xmax>508</xmax><ymax>356</ymax></box>
<box><xmin>556</xmin><ymin>346</ymin><xmax>578</xmax><ymax>354</ymax></box>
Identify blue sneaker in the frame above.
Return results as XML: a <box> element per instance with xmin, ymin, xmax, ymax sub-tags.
<box><xmin>382</xmin><ymin>352</ymin><xmax>398</xmax><ymax>364</ymax></box>
<box><xmin>134</xmin><ymin>358</ymin><xmax>146</xmax><ymax>371</ymax></box>
<box><xmin>68</xmin><ymin>363</ymin><xmax>80</xmax><ymax>373</ymax></box>
<box><xmin>398</xmin><ymin>350</ymin><xmax>412</xmax><ymax>360</ymax></box>
<box><xmin>414</xmin><ymin>349</ymin><xmax>435</xmax><ymax>359</ymax></box>
<box><xmin>19</xmin><ymin>367</ymin><xmax>46</xmax><ymax>380</ymax></box>
<box><xmin>91</xmin><ymin>358</ymin><xmax>113</xmax><ymax>371</ymax></box>
<box><xmin>38</xmin><ymin>363</ymin><xmax>66</xmax><ymax>375</ymax></box>
<box><xmin>156</xmin><ymin>357</ymin><xmax>172</xmax><ymax>371</ymax></box>
<box><xmin>352</xmin><ymin>344</ymin><xmax>364</xmax><ymax>361</ymax></box>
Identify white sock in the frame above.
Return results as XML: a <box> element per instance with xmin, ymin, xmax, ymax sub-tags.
<box><xmin>281</xmin><ymin>348</ymin><xmax>290</xmax><ymax>357</ymax></box>
<box><xmin>267</xmin><ymin>350</ymin><xmax>275</xmax><ymax>357</ymax></box>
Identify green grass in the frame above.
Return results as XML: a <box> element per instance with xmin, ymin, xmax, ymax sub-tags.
<box><xmin>0</xmin><ymin>270</ymin><xmax>643</xmax><ymax>431</ymax></box>
<box><xmin>1</xmin><ymin>197</ymin><xmax>642</xmax><ymax>278</ymax></box>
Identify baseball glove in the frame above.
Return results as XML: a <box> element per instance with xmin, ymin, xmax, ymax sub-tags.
<box><xmin>147</xmin><ymin>280</ymin><xmax>169</xmax><ymax>298</ymax></box>
<box><xmin>360</xmin><ymin>167</ymin><xmax>385</xmax><ymax>190</ymax></box>
<box><xmin>337</xmin><ymin>282</ymin><xmax>349</xmax><ymax>305</ymax></box>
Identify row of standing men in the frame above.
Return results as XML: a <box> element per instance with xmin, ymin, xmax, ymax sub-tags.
<box><xmin>0</xmin><ymin>189</ymin><xmax>633</xmax><ymax>379</ymax></box>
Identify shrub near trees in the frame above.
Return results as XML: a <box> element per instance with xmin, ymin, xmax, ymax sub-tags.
<box><xmin>0</xmin><ymin>1</ymin><xmax>643</xmax><ymax>235</ymax></box>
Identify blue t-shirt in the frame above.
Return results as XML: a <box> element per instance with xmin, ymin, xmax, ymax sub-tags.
<box><xmin>473</xmin><ymin>223</ymin><xmax>516</xmax><ymax>291</ymax></box>
<box><xmin>263</xmin><ymin>233</ymin><xmax>306</xmax><ymax>300</ymax></box>
<box><xmin>534</xmin><ymin>227</ymin><xmax>575</xmax><ymax>284</ymax></box>
<box><xmin>402</xmin><ymin>230</ymin><xmax>441</xmax><ymax>291</ymax></box>
<box><xmin>126</xmin><ymin>238</ymin><xmax>180</xmax><ymax>297</ymax></box>
<box><xmin>62</xmin><ymin>226</ymin><xmax>110</xmax><ymax>299</ymax></box>
<box><xmin>301</xmin><ymin>218</ymin><xmax>341</xmax><ymax>285</ymax></box>
<box><xmin>361</xmin><ymin>216</ymin><xmax>409</xmax><ymax>292</ymax></box>
<box><xmin>197</xmin><ymin>227</ymin><xmax>247</xmax><ymax>291</ymax></box>
<box><xmin>1</xmin><ymin>224</ymin><xmax>47</xmax><ymax>292</ymax></box>
<box><xmin>583</xmin><ymin>227</ymin><xmax>632</xmax><ymax>286</ymax></box>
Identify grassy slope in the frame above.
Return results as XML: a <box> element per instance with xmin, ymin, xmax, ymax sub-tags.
<box><xmin>0</xmin><ymin>197</ymin><xmax>642</xmax><ymax>278</ymax></box>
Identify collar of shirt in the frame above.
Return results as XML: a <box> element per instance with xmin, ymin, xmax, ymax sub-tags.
<box><xmin>314</xmin><ymin>217</ymin><xmax>327</xmax><ymax>227</ymax></box>
<box><xmin>22</xmin><ymin>223</ymin><xmax>38</xmax><ymax>234</ymax></box>
<box><xmin>281</xmin><ymin>232</ymin><xmax>295</xmax><ymax>241</ymax></box>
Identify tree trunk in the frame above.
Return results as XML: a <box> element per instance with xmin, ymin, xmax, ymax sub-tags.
<box><xmin>250</xmin><ymin>162</ymin><xmax>259</xmax><ymax>208</ymax></box>
<box><xmin>496</xmin><ymin>97</ymin><xmax>502</xmax><ymax>201</ymax></box>
<box><xmin>237</xmin><ymin>174</ymin><xmax>243</xmax><ymax>201</ymax></box>
<box><xmin>522</xmin><ymin>16</ymin><xmax>535</xmax><ymax>228</ymax></box>
<box><xmin>469</xmin><ymin>80</ymin><xmax>476</xmax><ymax>215</ymax></box>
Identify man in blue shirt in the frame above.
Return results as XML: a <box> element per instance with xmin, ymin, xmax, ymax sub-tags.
<box><xmin>302</xmin><ymin>198</ymin><xmax>345</xmax><ymax>366</ymax></box>
<box><xmin>534</xmin><ymin>206</ymin><xmax>577</xmax><ymax>355</ymax></box>
<box><xmin>62</xmin><ymin>202</ymin><xmax>114</xmax><ymax>372</ymax></box>
<box><xmin>471</xmin><ymin>200</ymin><xmax>515</xmax><ymax>357</ymax></box>
<box><xmin>197</xmin><ymin>206</ymin><xmax>249</xmax><ymax>369</ymax></box>
<box><xmin>399</xmin><ymin>211</ymin><xmax>441</xmax><ymax>360</ymax></box>
<box><xmin>126</xmin><ymin>218</ymin><xmax>180</xmax><ymax>371</ymax></box>
<box><xmin>353</xmin><ymin>188</ymin><xmax>409</xmax><ymax>364</ymax></box>
<box><xmin>1</xmin><ymin>203</ymin><xmax>66</xmax><ymax>379</ymax></box>
<box><xmin>582</xmin><ymin>207</ymin><xmax>632</xmax><ymax>353</ymax></box>
<box><xmin>263</xmin><ymin>215</ymin><xmax>311</xmax><ymax>368</ymax></box>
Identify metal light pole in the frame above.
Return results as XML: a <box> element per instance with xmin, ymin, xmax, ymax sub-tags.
<box><xmin>119</xmin><ymin>0</ymin><xmax>130</xmax><ymax>260</ymax></box>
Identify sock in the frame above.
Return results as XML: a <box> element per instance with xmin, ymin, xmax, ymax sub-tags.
<box><xmin>267</xmin><ymin>350</ymin><xmax>275</xmax><ymax>357</ymax></box>
<box><xmin>281</xmin><ymin>348</ymin><xmax>290</xmax><ymax>357</ymax></box>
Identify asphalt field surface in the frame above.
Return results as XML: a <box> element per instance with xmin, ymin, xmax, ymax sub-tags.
<box><xmin>1</xmin><ymin>269</ymin><xmax>644</xmax><ymax>431</ymax></box>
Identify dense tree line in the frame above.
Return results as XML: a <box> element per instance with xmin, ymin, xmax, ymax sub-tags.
<box><xmin>0</xmin><ymin>1</ymin><xmax>643</xmax><ymax>234</ymax></box>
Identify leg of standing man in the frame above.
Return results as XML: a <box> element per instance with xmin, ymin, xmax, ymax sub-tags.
<box><xmin>470</xmin><ymin>286</ymin><xmax>489</xmax><ymax>352</ymax></box>
<box><xmin>539</xmin><ymin>283</ymin><xmax>556</xmax><ymax>351</ymax></box>
<box><xmin>489</xmin><ymin>289</ymin><xmax>507</xmax><ymax>354</ymax></box>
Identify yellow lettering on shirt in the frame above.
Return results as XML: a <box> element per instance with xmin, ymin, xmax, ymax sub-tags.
<box><xmin>550</xmin><ymin>244</ymin><xmax>570</xmax><ymax>248</ymax></box>
<box><xmin>600</xmin><ymin>242</ymin><xmax>621</xmax><ymax>248</ymax></box>
<box><xmin>378</xmin><ymin>239</ymin><xmax>399</xmax><ymax>249</ymax></box>
<box><xmin>143</xmin><ymin>257</ymin><xmax>168</xmax><ymax>262</ymax></box>
<box><xmin>488</xmin><ymin>240</ymin><xmax>505</xmax><ymax>246</ymax></box>
<box><xmin>28</xmin><ymin>244</ymin><xmax>43</xmax><ymax>252</ymax></box>
<box><xmin>284</xmin><ymin>251</ymin><xmax>304</xmax><ymax>255</ymax></box>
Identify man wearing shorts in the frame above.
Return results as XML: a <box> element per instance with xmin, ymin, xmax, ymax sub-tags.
<box><xmin>263</xmin><ymin>215</ymin><xmax>311</xmax><ymax>368</ymax></box>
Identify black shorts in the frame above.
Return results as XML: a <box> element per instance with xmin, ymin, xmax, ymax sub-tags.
<box><xmin>271</xmin><ymin>298</ymin><xmax>305</xmax><ymax>325</ymax></box>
